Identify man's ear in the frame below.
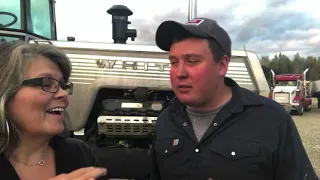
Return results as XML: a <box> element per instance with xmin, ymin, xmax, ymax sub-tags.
<box><xmin>218</xmin><ymin>55</ymin><xmax>229</xmax><ymax>76</ymax></box>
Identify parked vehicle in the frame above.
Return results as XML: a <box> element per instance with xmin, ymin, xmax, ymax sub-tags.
<box><xmin>270</xmin><ymin>69</ymin><xmax>312</xmax><ymax>115</ymax></box>
<box><xmin>311</xmin><ymin>80</ymin><xmax>320</xmax><ymax>108</ymax></box>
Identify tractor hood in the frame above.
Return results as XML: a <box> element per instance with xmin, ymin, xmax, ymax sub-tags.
<box><xmin>273</xmin><ymin>86</ymin><xmax>297</xmax><ymax>93</ymax></box>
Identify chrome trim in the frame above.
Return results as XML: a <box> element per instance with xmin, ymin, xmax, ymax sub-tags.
<box><xmin>97</xmin><ymin>116</ymin><xmax>156</xmax><ymax>136</ymax></box>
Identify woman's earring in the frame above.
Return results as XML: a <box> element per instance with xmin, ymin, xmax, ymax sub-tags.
<box><xmin>5</xmin><ymin>120</ymin><xmax>9</xmax><ymax>140</ymax></box>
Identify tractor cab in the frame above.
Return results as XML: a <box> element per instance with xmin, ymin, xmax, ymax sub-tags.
<box><xmin>0</xmin><ymin>0</ymin><xmax>56</xmax><ymax>42</ymax></box>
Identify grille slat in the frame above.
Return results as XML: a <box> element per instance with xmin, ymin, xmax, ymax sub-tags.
<box><xmin>274</xmin><ymin>92</ymin><xmax>290</xmax><ymax>104</ymax></box>
<box><xmin>97</xmin><ymin>116</ymin><xmax>156</xmax><ymax>136</ymax></box>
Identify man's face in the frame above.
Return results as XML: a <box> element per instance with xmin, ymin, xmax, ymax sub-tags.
<box><xmin>169</xmin><ymin>37</ymin><xmax>229</xmax><ymax>109</ymax></box>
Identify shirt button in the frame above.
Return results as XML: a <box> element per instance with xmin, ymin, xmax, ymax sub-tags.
<box><xmin>165</xmin><ymin>150</ymin><xmax>168</xmax><ymax>153</ymax></box>
<box><xmin>183</xmin><ymin>122</ymin><xmax>187</xmax><ymax>126</ymax></box>
<box><xmin>231</xmin><ymin>151</ymin><xmax>236</xmax><ymax>156</ymax></box>
<box><xmin>213</xmin><ymin>122</ymin><xmax>218</xmax><ymax>126</ymax></box>
<box><xmin>195</xmin><ymin>149</ymin><xmax>199</xmax><ymax>153</ymax></box>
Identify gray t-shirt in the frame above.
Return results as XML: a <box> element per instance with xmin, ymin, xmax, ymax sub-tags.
<box><xmin>186</xmin><ymin>100</ymin><xmax>230</xmax><ymax>142</ymax></box>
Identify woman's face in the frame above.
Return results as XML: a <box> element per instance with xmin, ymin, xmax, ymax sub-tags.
<box><xmin>8</xmin><ymin>56</ymin><xmax>69</xmax><ymax>136</ymax></box>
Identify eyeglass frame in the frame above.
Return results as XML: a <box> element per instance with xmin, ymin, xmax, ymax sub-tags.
<box><xmin>21</xmin><ymin>77</ymin><xmax>73</xmax><ymax>95</ymax></box>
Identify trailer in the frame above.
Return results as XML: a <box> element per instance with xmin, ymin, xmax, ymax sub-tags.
<box><xmin>311</xmin><ymin>80</ymin><xmax>320</xmax><ymax>108</ymax></box>
<box><xmin>311</xmin><ymin>80</ymin><xmax>320</xmax><ymax>95</ymax></box>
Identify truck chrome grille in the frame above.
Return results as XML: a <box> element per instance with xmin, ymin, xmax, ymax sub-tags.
<box><xmin>274</xmin><ymin>92</ymin><xmax>290</xmax><ymax>104</ymax></box>
<box><xmin>97</xmin><ymin>116</ymin><xmax>157</xmax><ymax>136</ymax></box>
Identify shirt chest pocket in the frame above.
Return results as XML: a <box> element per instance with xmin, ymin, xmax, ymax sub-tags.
<box><xmin>155</xmin><ymin>138</ymin><xmax>186</xmax><ymax>165</ymax></box>
<box><xmin>210</xmin><ymin>138</ymin><xmax>261</xmax><ymax>161</ymax></box>
<box><xmin>208</xmin><ymin>139</ymin><xmax>265</xmax><ymax>178</ymax></box>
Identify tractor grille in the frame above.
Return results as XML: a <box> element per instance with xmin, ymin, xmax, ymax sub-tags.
<box><xmin>274</xmin><ymin>92</ymin><xmax>290</xmax><ymax>104</ymax></box>
<box><xmin>97</xmin><ymin>116</ymin><xmax>157</xmax><ymax>136</ymax></box>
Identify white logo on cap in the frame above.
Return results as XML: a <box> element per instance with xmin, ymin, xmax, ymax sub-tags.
<box><xmin>186</xmin><ymin>18</ymin><xmax>204</xmax><ymax>26</ymax></box>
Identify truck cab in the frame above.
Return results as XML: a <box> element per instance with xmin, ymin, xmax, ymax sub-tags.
<box><xmin>0</xmin><ymin>1</ymin><xmax>270</xmax><ymax>179</ymax></box>
<box><xmin>270</xmin><ymin>70</ymin><xmax>312</xmax><ymax>115</ymax></box>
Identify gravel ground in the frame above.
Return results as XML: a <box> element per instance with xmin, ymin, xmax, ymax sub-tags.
<box><xmin>292</xmin><ymin>98</ymin><xmax>320</xmax><ymax>176</ymax></box>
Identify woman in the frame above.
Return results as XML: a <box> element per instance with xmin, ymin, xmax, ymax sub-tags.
<box><xmin>0</xmin><ymin>41</ymin><xmax>107</xmax><ymax>180</ymax></box>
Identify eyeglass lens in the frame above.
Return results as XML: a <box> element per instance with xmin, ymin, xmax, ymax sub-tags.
<box><xmin>42</xmin><ymin>78</ymin><xmax>72</xmax><ymax>95</ymax></box>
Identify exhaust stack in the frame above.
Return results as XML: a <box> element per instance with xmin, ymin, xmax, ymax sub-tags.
<box><xmin>188</xmin><ymin>0</ymin><xmax>198</xmax><ymax>21</ymax></box>
<box><xmin>107</xmin><ymin>5</ymin><xmax>137</xmax><ymax>44</ymax></box>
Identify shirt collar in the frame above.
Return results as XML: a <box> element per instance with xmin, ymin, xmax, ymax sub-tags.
<box><xmin>168</xmin><ymin>77</ymin><xmax>264</xmax><ymax>113</ymax></box>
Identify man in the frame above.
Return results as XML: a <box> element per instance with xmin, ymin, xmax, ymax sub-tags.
<box><xmin>150</xmin><ymin>18</ymin><xmax>319</xmax><ymax>180</ymax></box>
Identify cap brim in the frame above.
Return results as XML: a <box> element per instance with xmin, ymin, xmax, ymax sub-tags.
<box><xmin>155</xmin><ymin>21</ymin><xmax>210</xmax><ymax>51</ymax></box>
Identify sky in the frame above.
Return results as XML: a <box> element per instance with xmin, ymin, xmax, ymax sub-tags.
<box><xmin>55</xmin><ymin>0</ymin><xmax>320</xmax><ymax>59</ymax></box>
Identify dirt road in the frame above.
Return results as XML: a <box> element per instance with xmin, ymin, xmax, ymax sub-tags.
<box><xmin>292</xmin><ymin>98</ymin><xmax>320</xmax><ymax>176</ymax></box>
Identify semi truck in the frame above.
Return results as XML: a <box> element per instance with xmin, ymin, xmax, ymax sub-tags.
<box><xmin>270</xmin><ymin>69</ymin><xmax>312</xmax><ymax>115</ymax></box>
<box><xmin>0</xmin><ymin>1</ymin><xmax>270</xmax><ymax>179</ymax></box>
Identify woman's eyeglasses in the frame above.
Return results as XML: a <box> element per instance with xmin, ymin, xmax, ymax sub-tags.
<box><xmin>21</xmin><ymin>77</ymin><xmax>73</xmax><ymax>95</ymax></box>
